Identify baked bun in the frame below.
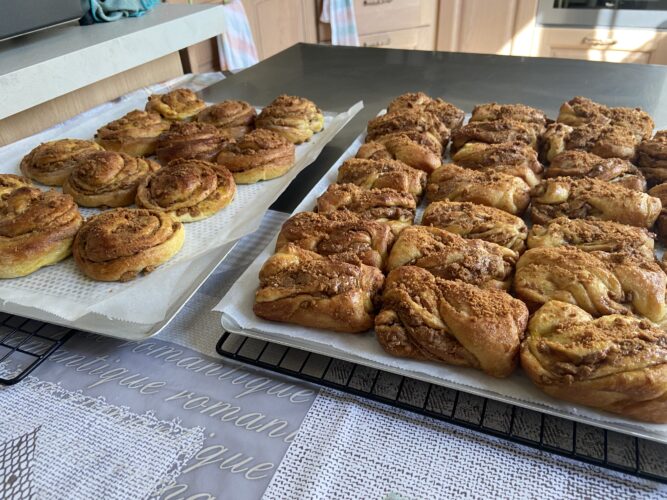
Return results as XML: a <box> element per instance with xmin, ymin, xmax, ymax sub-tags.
<box><xmin>95</xmin><ymin>110</ymin><xmax>171</xmax><ymax>156</ymax></box>
<box><xmin>0</xmin><ymin>187</ymin><xmax>82</xmax><ymax>278</ymax></box>
<box><xmin>136</xmin><ymin>159</ymin><xmax>235</xmax><ymax>222</ymax></box>
<box><xmin>0</xmin><ymin>174</ymin><xmax>32</xmax><ymax>196</ymax></box>
<box><xmin>62</xmin><ymin>151</ymin><xmax>160</xmax><ymax>208</ymax></box>
<box><xmin>357</xmin><ymin>133</ymin><xmax>441</xmax><ymax>174</ymax></box>
<box><xmin>256</xmin><ymin>95</ymin><xmax>324</xmax><ymax>144</ymax></box>
<box><xmin>20</xmin><ymin>139</ymin><xmax>104</xmax><ymax>186</ymax></box>
<box><xmin>451</xmin><ymin>120</ymin><xmax>539</xmax><ymax>153</ymax></box>
<box><xmin>216</xmin><ymin>129</ymin><xmax>295</xmax><ymax>184</ymax></box>
<box><xmin>367</xmin><ymin>110</ymin><xmax>449</xmax><ymax>147</ymax></box>
<box><xmin>470</xmin><ymin>102</ymin><xmax>548</xmax><ymax>134</ymax></box>
<box><xmin>386</xmin><ymin>92</ymin><xmax>465</xmax><ymax>131</ymax></box>
<box><xmin>648</xmin><ymin>183</ymin><xmax>667</xmax><ymax>245</ymax></box>
<box><xmin>521</xmin><ymin>300</ymin><xmax>667</xmax><ymax>423</ymax></box>
<box><xmin>196</xmin><ymin>100</ymin><xmax>256</xmax><ymax>138</ymax></box>
<box><xmin>73</xmin><ymin>207</ymin><xmax>184</xmax><ymax>282</ymax></box>
<box><xmin>145</xmin><ymin>88</ymin><xmax>206</xmax><ymax>121</ymax></box>
<box><xmin>156</xmin><ymin>121</ymin><xmax>228</xmax><ymax>164</ymax></box>
<box><xmin>337</xmin><ymin>158</ymin><xmax>427</xmax><ymax>201</ymax></box>
<box><xmin>638</xmin><ymin>130</ymin><xmax>667</xmax><ymax>185</ymax></box>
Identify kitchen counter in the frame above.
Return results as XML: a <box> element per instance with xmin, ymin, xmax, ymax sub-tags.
<box><xmin>200</xmin><ymin>43</ymin><xmax>667</xmax><ymax>212</ymax></box>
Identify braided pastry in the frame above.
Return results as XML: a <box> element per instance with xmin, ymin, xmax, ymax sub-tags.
<box><xmin>0</xmin><ymin>174</ymin><xmax>32</xmax><ymax>196</ymax></box>
<box><xmin>145</xmin><ymin>88</ymin><xmax>206</xmax><ymax>121</ymax></box>
<box><xmin>156</xmin><ymin>122</ymin><xmax>228</xmax><ymax>164</ymax></box>
<box><xmin>95</xmin><ymin>110</ymin><xmax>171</xmax><ymax>156</ymax></box>
<box><xmin>638</xmin><ymin>130</ymin><xmax>667</xmax><ymax>185</ymax></box>
<box><xmin>386</xmin><ymin>92</ymin><xmax>464</xmax><ymax>131</ymax></box>
<box><xmin>196</xmin><ymin>100</ymin><xmax>256</xmax><ymax>138</ymax></box>
<box><xmin>451</xmin><ymin>120</ymin><xmax>539</xmax><ymax>153</ymax></box>
<box><xmin>20</xmin><ymin>139</ymin><xmax>104</xmax><ymax>186</ymax></box>
<box><xmin>357</xmin><ymin>133</ymin><xmax>441</xmax><ymax>174</ymax></box>
<box><xmin>470</xmin><ymin>102</ymin><xmax>548</xmax><ymax>134</ymax></box>
<box><xmin>337</xmin><ymin>158</ymin><xmax>427</xmax><ymax>201</ymax></box>
<box><xmin>256</xmin><ymin>95</ymin><xmax>324</xmax><ymax>144</ymax></box>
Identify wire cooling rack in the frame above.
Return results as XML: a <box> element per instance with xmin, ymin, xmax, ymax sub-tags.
<box><xmin>217</xmin><ymin>330</ymin><xmax>667</xmax><ymax>484</ymax></box>
<box><xmin>0</xmin><ymin>312</ymin><xmax>74</xmax><ymax>385</ymax></box>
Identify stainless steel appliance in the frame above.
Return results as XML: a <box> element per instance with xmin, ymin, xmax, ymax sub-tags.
<box><xmin>0</xmin><ymin>0</ymin><xmax>83</xmax><ymax>42</ymax></box>
<box><xmin>537</xmin><ymin>0</ymin><xmax>667</xmax><ymax>29</ymax></box>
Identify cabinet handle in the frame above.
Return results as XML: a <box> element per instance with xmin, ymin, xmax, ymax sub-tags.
<box><xmin>363</xmin><ymin>37</ymin><xmax>392</xmax><ymax>48</ymax></box>
<box><xmin>363</xmin><ymin>0</ymin><xmax>393</xmax><ymax>5</ymax></box>
<box><xmin>582</xmin><ymin>37</ymin><xmax>617</xmax><ymax>46</ymax></box>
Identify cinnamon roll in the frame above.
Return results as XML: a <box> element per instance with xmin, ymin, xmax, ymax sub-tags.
<box><xmin>648</xmin><ymin>183</ymin><xmax>667</xmax><ymax>245</ymax></box>
<box><xmin>367</xmin><ymin>110</ymin><xmax>449</xmax><ymax>147</ymax></box>
<box><xmin>0</xmin><ymin>187</ymin><xmax>82</xmax><ymax>278</ymax></box>
<box><xmin>470</xmin><ymin>102</ymin><xmax>548</xmax><ymax>135</ymax></box>
<box><xmin>336</xmin><ymin>158</ymin><xmax>427</xmax><ymax>200</ymax></box>
<box><xmin>95</xmin><ymin>110</ymin><xmax>171</xmax><ymax>157</ymax></box>
<box><xmin>155</xmin><ymin>122</ymin><xmax>228</xmax><ymax>164</ymax></box>
<box><xmin>0</xmin><ymin>174</ymin><xmax>32</xmax><ymax>196</ymax></box>
<box><xmin>20</xmin><ymin>139</ymin><xmax>104</xmax><ymax>186</ymax></box>
<box><xmin>451</xmin><ymin>120</ymin><xmax>539</xmax><ymax>153</ymax></box>
<box><xmin>547</xmin><ymin>150</ymin><xmax>646</xmax><ymax>191</ymax></box>
<box><xmin>196</xmin><ymin>100</ymin><xmax>256</xmax><ymax>138</ymax></box>
<box><xmin>73</xmin><ymin>208</ymin><xmax>184</xmax><ymax>282</ymax></box>
<box><xmin>386</xmin><ymin>92</ymin><xmax>465</xmax><ymax>131</ymax></box>
<box><xmin>256</xmin><ymin>95</ymin><xmax>324</xmax><ymax>144</ymax></box>
<box><xmin>145</xmin><ymin>88</ymin><xmax>206</xmax><ymax>121</ymax></box>
<box><xmin>452</xmin><ymin>141</ymin><xmax>542</xmax><ymax>175</ymax></box>
<box><xmin>62</xmin><ymin>151</ymin><xmax>160</xmax><ymax>208</ymax></box>
<box><xmin>136</xmin><ymin>159</ymin><xmax>236</xmax><ymax>222</ymax></box>
<box><xmin>638</xmin><ymin>130</ymin><xmax>667</xmax><ymax>185</ymax></box>
<box><xmin>356</xmin><ymin>133</ymin><xmax>442</xmax><ymax>174</ymax></box>
<box><xmin>216</xmin><ymin>129</ymin><xmax>295</xmax><ymax>184</ymax></box>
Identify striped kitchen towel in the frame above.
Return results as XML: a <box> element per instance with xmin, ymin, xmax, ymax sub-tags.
<box><xmin>321</xmin><ymin>0</ymin><xmax>359</xmax><ymax>47</ymax></box>
<box><xmin>217</xmin><ymin>0</ymin><xmax>259</xmax><ymax>72</ymax></box>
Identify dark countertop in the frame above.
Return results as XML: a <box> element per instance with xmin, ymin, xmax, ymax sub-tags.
<box><xmin>200</xmin><ymin>43</ymin><xmax>667</xmax><ymax>213</ymax></box>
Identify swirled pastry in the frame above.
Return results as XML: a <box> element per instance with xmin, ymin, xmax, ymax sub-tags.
<box><xmin>0</xmin><ymin>174</ymin><xmax>32</xmax><ymax>196</ymax></box>
<box><xmin>95</xmin><ymin>110</ymin><xmax>171</xmax><ymax>156</ymax></box>
<box><xmin>422</xmin><ymin>200</ymin><xmax>528</xmax><ymax>253</ymax></box>
<box><xmin>216</xmin><ymin>129</ymin><xmax>295</xmax><ymax>184</ymax></box>
<box><xmin>387</xmin><ymin>92</ymin><xmax>465</xmax><ymax>131</ymax></box>
<box><xmin>62</xmin><ymin>151</ymin><xmax>160</xmax><ymax>208</ymax></box>
<box><xmin>145</xmin><ymin>88</ymin><xmax>206</xmax><ymax>121</ymax></box>
<box><xmin>451</xmin><ymin>120</ymin><xmax>539</xmax><ymax>153</ymax></box>
<box><xmin>136</xmin><ymin>159</ymin><xmax>236</xmax><ymax>222</ymax></box>
<box><xmin>470</xmin><ymin>102</ymin><xmax>548</xmax><ymax>134</ymax></box>
<box><xmin>357</xmin><ymin>133</ymin><xmax>442</xmax><ymax>174</ymax></box>
<box><xmin>375</xmin><ymin>266</ymin><xmax>528</xmax><ymax>377</ymax></box>
<box><xmin>156</xmin><ymin>122</ymin><xmax>228</xmax><ymax>164</ymax></box>
<box><xmin>647</xmin><ymin>183</ymin><xmax>667</xmax><ymax>245</ymax></box>
<box><xmin>337</xmin><ymin>158</ymin><xmax>427</xmax><ymax>200</ymax></box>
<box><xmin>20</xmin><ymin>139</ymin><xmax>104</xmax><ymax>186</ymax></box>
<box><xmin>275</xmin><ymin>211</ymin><xmax>394</xmax><ymax>269</ymax></box>
<box><xmin>547</xmin><ymin>150</ymin><xmax>646</xmax><ymax>191</ymax></box>
<box><xmin>0</xmin><ymin>187</ymin><xmax>82</xmax><ymax>278</ymax></box>
<box><xmin>528</xmin><ymin>216</ymin><xmax>655</xmax><ymax>259</ymax></box>
<box><xmin>386</xmin><ymin>225</ymin><xmax>517</xmax><ymax>290</ymax></box>
<box><xmin>367</xmin><ymin>110</ymin><xmax>449</xmax><ymax>146</ymax></box>
<box><xmin>73</xmin><ymin>208</ymin><xmax>184</xmax><ymax>282</ymax></box>
<box><xmin>521</xmin><ymin>300</ymin><xmax>667</xmax><ymax>423</ymax></box>
<box><xmin>541</xmin><ymin>122</ymin><xmax>639</xmax><ymax>163</ymax></box>
<box><xmin>530</xmin><ymin>177</ymin><xmax>661</xmax><ymax>228</ymax></box>
<box><xmin>426</xmin><ymin>163</ymin><xmax>531</xmax><ymax>215</ymax></box>
<box><xmin>514</xmin><ymin>246</ymin><xmax>667</xmax><ymax>322</ymax></box>
<box><xmin>638</xmin><ymin>130</ymin><xmax>667</xmax><ymax>185</ymax></box>
<box><xmin>254</xmin><ymin>244</ymin><xmax>384</xmax><ymax>333</ymax></box>
<box><xmin>195</xmin><ymin>100</ymin><xmax>256</xmax><ymax>138</ymax></box>
<box><xmin>256</xmin><ymin>95</ymin><xmax>324</xmax><ymax>144</ymax></box>
<box><xmin>316</xmin><ymin>183</ymin><xmax>416</xmax><ymax>235</ymax></box>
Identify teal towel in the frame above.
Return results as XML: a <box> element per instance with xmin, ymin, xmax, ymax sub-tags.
<box><xmin>83</xmin><ymin>0</ymin><xmax>158</xmax><ymax>23</ymax></box>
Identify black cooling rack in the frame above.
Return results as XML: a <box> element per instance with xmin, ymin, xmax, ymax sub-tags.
<box><xmin>0</xmin><ymin>312</ymin><xmax>75</xmax><ymax>385</ymax></box>
<box><xmin>217</xmin><ymin>330</ymin><xmax>667</xmax><ymax>484</ymax></box>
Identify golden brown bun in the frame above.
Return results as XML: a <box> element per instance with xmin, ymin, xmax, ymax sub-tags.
<box><xmin>337</xmin><ymin>158</ymin><xmax>427</xmax><ymax>200</ymax></box>
<box><xmin>521</xmin><ymin>300</ymin><xmax>667</xmax><ymax>423</ymax></box>
<box><xmin>155</xmin><ymin>121</ymin><xmax>228</xmax><ymax>164</ymax></box>
<box><xmin>62</xmin><ymin>151</ymin><xmax>160</xmax><ymax>208</ymax></box>
<box><xmin>195</xmin><ymin>100</ymin><xmax>256</xmax><ymax>138</ymax></box>
<box><xmin>255</xmin><ymin>95</ymin><xmax>324</xmax><ymax>144</ymax></box>
<box><xmin>254</xmin><ymin>244</ymin><xmax>384</xmax><ymax>333</ymax></box>
<box><xmin>638</xmin><ymin>130</ymin><xmax>667</xmax><ymax>186</ymax></box>
<box><xmin>275</xmin><ymin>211</ymin><xmax>394</xmax><ymax>269</ymax></box>
<box><xmin>547</xmin><ymin>150</ymin><xmax>646</xmax><ymax>191</ymax></box>
<box><xmin>514</xmin><ymin>246</ymin><xmax>667</xmax><ymax>322</ymax></box>
<box><xmin>0</xmin><ymin>187</ymin><xmax>82</xmax><ymax>278</ymax></box>
<box><xmin>530</xmin><ymin>176</ymin><xmax>661</xmax><ymax>228</ymax></box>
<box><xmin>386</xmin><ymin>92</ymin><xmax>465</xmax><ymax>131</ymax></box>
<box><xmin>0</xmin><ymin>174</ymin><xmax>32</xmax><ymax>196</ymax></box>
<box><xmin>427</xmin><ymin>163</ymin><xmax>531</xmax><ymax>215</ymax></box>
<box><xmin>386</xmin><ymin>225</ymin><xmax>517</xmax><ymax>290</ymax></box>
<box><xmin>375</xmin><ymin>266</ymin><xmax>528</xmax><ymax>378</ymax></box>
<box><xmin>145</xmin><ymin>88</ymin><xmax>206</xmax><ymax>121</ymax></box>
<box><xmin>95</xmin><ymin>110</ymin><xmax>171</xmax><ymax>156</ymax></box>
<box><xmin>73</xmin><ymin>208</ymin><xmax>184</xmax><ymax>282</ymax></box>
<box><xmin>367</xmin><ymin>110</ymin><xmax>449</xmax><ymax>147</ymax></box>
<box><xmin>451</xmin><ymin>120</ymin><xmax>539</xmax><ymax>153</ymax></box>
<box><xmin>421</xmin><ymin>200</ymin><xmax>528</xmax><ymax>253</ymax></box>
<box><xmin>136</xmin><ymin>159</ymin><xmax>236</xmax><ymax>222</ymax></box>
<box><xmin>20</xmin><ymin>139</ymin><xmax>104</xmax><ymax>186</ymax></box>
<box><xmin>528</xmin><ymin>216</ymin><xmax>655</xmax><ymax>258</ymax></box>
<box><xmin>470</xmin><ymin>102</ymin><xmax>547</xmax><ymax>135</ymax></box>
<box><xmin>216</xmin><ymin>129</ymin><xmax>295</xmax><ymax>184</ymax></box>
<box><xmin>648</xmin><ymin>183</ymin><xmax>667</xmax><ymax>245</ymax></box>
<box><xmin>316</xmin><ymin>183</ymin><xmax>416</xmax><ymax>235</ymax></box>
<box><xmin>357</xmin><ymin>133</ymin><xmax>442</xmax><ymax>174</ymax></box>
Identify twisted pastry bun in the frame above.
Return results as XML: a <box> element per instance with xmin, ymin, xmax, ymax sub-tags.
<box><xmin>196</xmin><ymin>100</ymin><xmax>256</xmax><ymax>139</ymax></box>
<box><xmin>386</xmin><ymin>92</ymin><xmax>465</xmax><ymax>131</ymax></box>
<box><xmin>648</xmin><ymin>183</ymin><xmax>667</xmax><ymax>245</ymax></box>
<box><xmin>145</xmin><ymin>88</ymin><xmax>206</xmax><ymax>121</ymax></box>
<box><xmin>0</xmin><ymin>174</ymin><xmax>32</xmax><ymax>196</ymax></box>
<box><xmin>367</xmin><ymin>110</ymin><xmax>449</xmax><ymax>147</ymax></box>
<box><xmin>0</xmin><ymin>187</ymin><xmax>82</xmax><ymax>278</ymax></box>
<box><xmin>156</xmin><ymin>122</ymin><xmax>228</xmax><ymax>164</ymax></box>
<box><xmin>256</xmin><ymin>95</ymin><xmax>324</xmax><ymax>144</ymax></box>
<box><xmin>73</xmin><ymin>208</ymin><xmax>184</xmax><ymax>282</ymax></box>
<box><xmin>62</xmin><ymin>151</ymin><xmax>160</xmax><ymax>208</ymax></box>
<box><xmin>20</xmin><ymin>139</ymin><xmax>104</xmax><ymax>186</ymax></box>
<box><xmin>357</xmin><ymin>133</ymin><xmax>441</xmax><ymax>174</ymax></box>
<box><xmin>136</xmin><ymin>159</ymin><xmax>235</xmax><ymax>222</ymax></box>
<box><xmin>95</xmin><ymin>110</ymin><xmax>171</xmax><ymax>157</ymax></box>
<box><xmin>638</xmin><ymin>130</ymin><xmax>667</xmax><ymax>186</ymax></box>
<box><xmin>216</xmin><ymin>129</ymin><xmax>295</xmax><ymax>184</ymax></box>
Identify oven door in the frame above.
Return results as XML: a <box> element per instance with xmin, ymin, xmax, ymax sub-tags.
<box><xmin>537</xmin><ymin>0</ymin><xmax>667</xmax><ymax>29</ymax></box>
<box><xmin>0</xmin><ymin>0</ymin><xmax>83</xmax><ymax>42</ymax></box>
